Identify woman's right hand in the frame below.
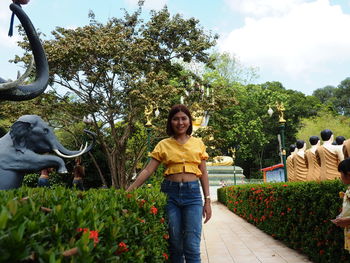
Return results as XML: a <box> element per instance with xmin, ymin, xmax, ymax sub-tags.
<box><xmin>331</xmin><ymin>217</ymin><xmax>350</xmax><ymax>227</ymax></box>
<box><xmin>126</xmin><ymin>158</ymin><xmax>160</xmax><ymax>192</ymax></box>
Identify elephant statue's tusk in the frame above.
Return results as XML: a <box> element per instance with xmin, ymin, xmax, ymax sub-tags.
<box><xmin>53</xmin><ymin>143</ymin><xmax>88</xmax><ymax>158</ymax></box>
<box><xmin>0</xmin><ymin>3</ymin><xmax>49</xmax><ymax>101</ymax></box>
<box><xmin>0</xmin><ymin>57</ymin><xmax>34</xmax><ymax>90</ymax></box>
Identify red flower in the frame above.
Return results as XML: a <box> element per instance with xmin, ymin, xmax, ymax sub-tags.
<box><xmin>163</xmin><ymin>234</ymin><xmax>169</xmax><ymax>240</ymax></box>
<box><xmin>77</xmin><ymin>228</ymin><xmax>89</xmax><ymax>233</ymax></box>
<box><xmin>116</xmin><ymin>242</ymin><xmax>129</xmax><ymax>254</ymax></box>
<box><xmin>138</xmin><ymin>218</ymin><xmax>146</xmax><ymax>223</ymax></box>
<box><xmin>160</xmin><ymin>217</ymin><xmax>165</xmax><ymax>223</ymax></box>
<box><xmin>163</xmin><ymin>252</ymin><xmax>169</xmax><ymax>260</ymax></box>
<box><xmin>126</xmin><ymin>193</ymin><xmax>132</xmax><ymax>199</ymax></box>
<box><xmin>77</xmin><ymin>228</ymin><xmax>99</xmax><ymax>246</ymax></box>
<box><xmin>319</xmin><ymin>249</ymin><xmax>325</xmax><ymax>255</ymax></box>
<box><xmin>150</xmin><ymin>206</ymin><xmax>158</xmax><ymax>215</ymax></box>
<box><xmin>283</xmin><ymin>184</ymin><xmax>288</xmax><ymax>187</ymax></box>
<box><xmin>89</xmin><ymin>230</ymin><xmax>99</xmax><ymax>245</ymax></box>
<box><xmin>280</xmin><ymin>212</ymin><xmax>285</xmax><ymax>216</ymax></box>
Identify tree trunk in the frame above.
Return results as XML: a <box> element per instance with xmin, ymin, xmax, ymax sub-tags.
<box><xmin>88</xmin><ymin>152</ymin><xmax>108</xmax><ymax>186</ymax></box>
<box><xmin>108</xmin><ymin>153</ymin><xmax>118</xmax><ymax>188</ymax></box>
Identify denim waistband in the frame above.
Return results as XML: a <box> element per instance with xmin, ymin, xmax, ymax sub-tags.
<box><xmin>162</xmin><ymin>179</ymin><xmax>200</xmax><ymax>189</ymax></box>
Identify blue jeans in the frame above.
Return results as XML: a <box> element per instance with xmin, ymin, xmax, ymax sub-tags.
<box><xmin>38</xmin><ymin>177</ymin><xmax>50</xmax><ymax>187</ymax></box>
<box><xmin>73</xmin><ymin>179</ymin><xmax>85</xmax><ymax>191</ymax></box>
<box><xmin>161</xmin><ymin>179</ymin><xmax>203</xmax><ymax>263</ymax></box>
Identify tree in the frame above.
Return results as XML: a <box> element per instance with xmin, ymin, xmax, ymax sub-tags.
<box><xmin>312</xmin><ymin>85</ymin><xmax>337</xmax><ymax>104</ymax></box>
<box><xmin>204</xmin><ymin>80</ymin><xmax>322</xmax><ymax>177</ymax></box>
<box><xmin>204</xmin><ymin>52</ymin><xmax>259</xmax><ymax>85</ymax></box>
<box><xmin>312</xmin><ymin>78</ymin><xmax>350</xmax><ymax>116</ymax></box>
<box><xmin>296</xmin><ymin>110</ymin><xmax>350</xmax><ymax>143</ymax></box>
<box><xmin>15</xmin><ymin>4</ymin><xmax>218</xmax><ymax>188</ymax></box>
<box><xmin>335</xmin><ymin>78</ymin><xmax>350</xmax><ymax>116</ymax></box>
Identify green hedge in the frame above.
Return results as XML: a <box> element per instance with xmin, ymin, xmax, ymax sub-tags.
<box><xmin>218</xmin><ymin>180</ymin><xmax>350</xmax><ymax>263</ymax></box>
<box><xmin>0</xmin><ymin>186</ymin><xmax>169</xmax><ymax>262</ymax></box>
<box><xmin>23</xmin><ymin>172</ymin><xmax>69</xmax><ymax>188</ymax></box>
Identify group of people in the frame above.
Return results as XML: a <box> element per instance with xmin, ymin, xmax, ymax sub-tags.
<box><xmin>37</xmin><ymin>157</ymin><xmax>85</xmax><ymax>190</ymax></box>
<box><xmin>285</xmin><ymin>129</ymin><xmax>350</xmax><ymax>252</ymax></box>
<box><xmin>287</xmin><ymin>129</ymin><xmax>347</xmax><ymax>182</ymax></box>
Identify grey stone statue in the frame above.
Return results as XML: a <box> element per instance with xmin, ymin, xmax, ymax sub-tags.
<box><xmin>0</xmin><ymin>3</ymin><xmax>48</xmax><ymax>101</ymax></box>
<box><xmin>0</xmin><ymin>115</ymin><xmax>96</xmax><ymax>190</ymax></box>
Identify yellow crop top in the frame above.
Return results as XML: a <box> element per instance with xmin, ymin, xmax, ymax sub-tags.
<box><xmin>150</xmin><ymin>136</ymin><xmax>209</xmax><ymax>177</ymax></box>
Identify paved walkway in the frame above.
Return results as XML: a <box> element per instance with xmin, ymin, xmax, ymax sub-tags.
<box><xmin>200</xmin><ymin>189</ymin><xmax>312</xmax><ymax>263</ymax></box>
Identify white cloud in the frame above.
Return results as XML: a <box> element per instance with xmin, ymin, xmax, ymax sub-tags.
<box><xmin>225</xmin><ymin>0</ymin><xmax>305</xmax><ymax>17</ymax></box>
<box><xmin>0</xmin><ymin>3</ymin><xmax>12</xmax><ymax>23</ymax></box>
<box><xmin>0</xmin><ymin>2</ymin><xmax>21</xmax><ymax>48</ymax></box>
<box><xmin>219</xmin><ymin>0</ymin><xmax>350</xmax><ymax>79</ymax></box>
<box><xmin>0</xmin><ymin>29</ymin><xmax>20</xmax><ymax>48</ymax></box>
<box><xmin>124</xmin><ymin>0</ymin><xmax>167</xmax><ymax>10</ymax></box>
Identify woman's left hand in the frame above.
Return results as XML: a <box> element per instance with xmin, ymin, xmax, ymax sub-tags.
<box><xmin>203</xmin><ymin>202</ymin><xmax>212</xmax><ymax>223</ymax></box>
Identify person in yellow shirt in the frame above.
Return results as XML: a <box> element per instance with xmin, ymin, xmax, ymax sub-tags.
<box><xmin>127</xmin><ymin>104</ymin><xmax>211</xmax><ymax>262</ymax></box>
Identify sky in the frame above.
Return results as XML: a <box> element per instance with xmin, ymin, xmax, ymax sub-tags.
<box><xmin>1</xmin><ymin>0</ymin><xmax>350</xmax><ymax>95</ymax></box>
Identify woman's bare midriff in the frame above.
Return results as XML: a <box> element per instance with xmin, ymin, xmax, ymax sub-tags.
<box><xmin>165</xmin><ymin>172</ymin><xmax>198</xmax><ymax>182</ymax></box>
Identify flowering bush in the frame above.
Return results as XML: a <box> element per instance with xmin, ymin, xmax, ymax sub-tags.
<box><xmin>218</xmin><ymin>180</ymin><xmax>350</xmax><ymax>263</ymax></box>
<box><xmin>0</xmin><ymin>186</ymin><xmax>168</xmax><ymax>262</ymax></box>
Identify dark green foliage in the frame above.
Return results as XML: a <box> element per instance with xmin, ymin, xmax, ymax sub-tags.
<box><xmin>22</xmin><ymin>173</ymin><xmax>39</xmax><ymax>187</ymax></box>
<box><xmin>23</xmin><ymin>172</ymin><xmax>70</xmax><ymax>188</ymax></box>
<box><xmin>0</xmin><ymin>187</ymin><xmax>168</xmax><ymax>262</ymax></box>
<box><xmin>218</xmin><ymin>181</ymin><xmax>350</xmax><ymax>263</ymax></box>
<box><xmin>313</xmin><ymin>77</ymin><xmax>350</xmax><ymax>116</ymax></box>
<box><xmin>208</xmin><ymin>81</ymin><xmax>322</xmax><ymax>177</ymax></box>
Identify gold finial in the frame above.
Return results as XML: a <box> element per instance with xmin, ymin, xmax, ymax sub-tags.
<box><xmin>229</xmin><ymin>147</ymin><xmax>236</xmax><ymax>161</ymax></box>
<box><xmin>144</xmin><ymin>104</ymin><xmax>154</xmax><ymax>127</ymax></box>
<box><xmin>276</xmin><ymin>102</ymin><xmax>286</xmax><ymax>123</ymax></box>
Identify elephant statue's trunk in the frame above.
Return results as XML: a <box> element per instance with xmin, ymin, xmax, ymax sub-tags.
<box><xmin>53</xmin><ymin>130</ymin><xmax>96</xmax><ymax>158</ymax></box>
<box><xmin>0</xmin><ymin>3</ymin><xmax>49</xmax><ymax>101</ymax></box>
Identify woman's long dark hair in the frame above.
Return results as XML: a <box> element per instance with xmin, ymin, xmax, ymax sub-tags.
<box><xmin>166</xmin><ymin>104</ymin><xmax>193</xmax><ymax>136</ymax></box>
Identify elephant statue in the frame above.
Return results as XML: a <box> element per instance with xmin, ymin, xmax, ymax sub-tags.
<box><xmin>0</xmin><ymin>2</ymin><xmax>49</xmax><ymax>101</ymax></box>
<box><xmin>0</xmin><ymin>115</ymin><xmax>96</xmax><ymax>190</ymax></box>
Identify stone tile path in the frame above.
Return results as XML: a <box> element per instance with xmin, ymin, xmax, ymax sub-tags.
<box><xmin>200</xmin><ymin>191</ymin><xmax>313</xmax><ymax>263</ymax></box>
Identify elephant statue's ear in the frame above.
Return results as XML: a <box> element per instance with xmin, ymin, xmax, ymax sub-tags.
<box><xmin>10</xmin><ymin>121</ymin><xmax>31</xmax><ymax>153</ymax></box>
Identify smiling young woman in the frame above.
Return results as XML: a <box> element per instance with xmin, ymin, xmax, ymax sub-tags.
<box><xmin>127</xmin><ymin>104</ymin><xmax>211</xmax><ymax>262</ymax></box>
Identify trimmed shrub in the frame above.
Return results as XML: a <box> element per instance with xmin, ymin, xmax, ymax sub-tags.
<box><xmin>218</xmin><ymin>180</ymin><xmax>350</xmax><ymax>263</ymax></box>
<box><xmin>22</xmin><ymin>173</ymin><xmax>39</xmax><ymax>187</ymax></box>
<box><xmin>23</xmin><ymin>172</ymin><xmax>70</xmax><ymax>188</ymax></box>
<box><xmin>0</xmin><ymin>187</ymin><xmax>168</xmax><ymax>262</ymax></box>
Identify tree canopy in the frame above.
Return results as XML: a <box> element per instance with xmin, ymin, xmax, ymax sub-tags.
<box><xmin>12</xmin><ymin>4</ymin><xmax>220</xmax><ymax>188</ymax></box>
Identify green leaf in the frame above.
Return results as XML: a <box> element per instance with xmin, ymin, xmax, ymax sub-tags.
<box><xmin>0</xmin><ymin>207</ymin><xmax>9</xmax><ymax>230</ymax></box>
<box><xmin>17</xmin><ymin>222</ymin><xmax>26</xmax><ymax>241</ymax></box>
<box><xmin>49</xmin><ymin>252</ymin><xmax>56</xmax><ymax>263</ymax></box>
<box><xmin>7</xmin><ymin>200</ymin><xmax>17</xmax><ymax>216</ymax></box>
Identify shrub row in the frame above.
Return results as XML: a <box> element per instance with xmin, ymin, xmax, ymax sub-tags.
<box><xmin>0</xmin><ymin>186</ymin><xmax>169</xmax><ymax>262</ymax></box>
<box><xmin>218</xmin><ymin>180</ymin><xmax>350</xmax><ymax>263</ymax></box>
